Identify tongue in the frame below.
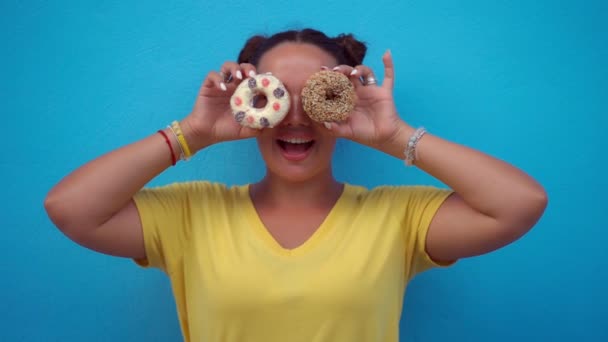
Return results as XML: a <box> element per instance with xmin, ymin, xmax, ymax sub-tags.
<box><xmin>283</xmin><ymin>142</ymin><xmax>309</xmax><ymax>154</ymax></box>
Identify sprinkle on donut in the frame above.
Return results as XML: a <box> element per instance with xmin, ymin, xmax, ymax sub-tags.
<box><xmin>235</xmin><ymin>111</ymin><xmax>246</xmax><ymax>123</ymax></box>
<box><xmin>273</xmin><ymin>87</ymin><xmax>285</xmax><ymax>98</ymax></box>
<box><xmin>230</xmin><ymin>73</ymin><xmax>291</xmax><ymax>129</ymax></box>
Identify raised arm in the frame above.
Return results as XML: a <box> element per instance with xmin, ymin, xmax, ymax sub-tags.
<box><xmin>44</xmin><ymin>62</ymin><xmax>260</xmax><ymax>258</ymax></box>
<box><xmin>328</xmin><ymin>51</ymin><xmax>548</xmax><ymax>262</ymax></box>
<box><xmin>384</xmin><ymin>127</ymin><xmax>547</xmax><ymax>262</ymax></box>
<box><xmin>44</xmin><ymin>129</ymin><xmax>182</xmax><ymax>258</ymax></box>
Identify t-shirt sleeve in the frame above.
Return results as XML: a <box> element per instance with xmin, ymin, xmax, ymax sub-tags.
<box><xmin>396</xmin><ymin>186</ymin><xmax>456</xmax><ymax>280</ymax></box>
<box><xmin>132</xmin><ymin>182</ymin><xmax>196</xmax><ymax>273</ymax></box>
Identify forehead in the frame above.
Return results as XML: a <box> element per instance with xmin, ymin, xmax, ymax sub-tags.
<box><xmin>256</xmin><ymin>43</ymin><xmax>338</xmax><ymax>84</ymax></box>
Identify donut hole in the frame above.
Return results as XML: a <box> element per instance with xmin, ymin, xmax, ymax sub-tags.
<box><xmin>251</xmin><ymin>93</ymin><xmax>268</xmax><ymax>109</ymax></box>
<box><xmin>325</xmin><ymin>89</ymin><xmax>339</xmax><ymax>101</ymax></box>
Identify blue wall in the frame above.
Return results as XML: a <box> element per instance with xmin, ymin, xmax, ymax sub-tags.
<box><xmin>2</xmin><ymin>0</ymin><xmax>606</xmax><ymax>340</ymax></box>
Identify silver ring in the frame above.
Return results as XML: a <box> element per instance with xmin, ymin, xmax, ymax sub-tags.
<box><xmin>365</xmin><ymin>76</ymin><xmax>377</xmax><ymax>86</ymax></box>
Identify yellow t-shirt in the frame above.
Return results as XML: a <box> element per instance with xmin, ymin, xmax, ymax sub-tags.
<box><xmin>133</xmin><ymin>181</ymin><xmax>453</xmax><ymax>342</ymax></box>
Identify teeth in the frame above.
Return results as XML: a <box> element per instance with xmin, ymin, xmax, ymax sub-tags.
<box><xmin>280</xmin><ymin>138</ymin><xmax>312</xmax><ymax>144</ymax></box>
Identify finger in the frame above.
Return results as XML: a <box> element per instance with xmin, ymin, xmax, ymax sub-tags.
<box><xmin>201</xmin><ymin>71</ymin><xmax>228</xmax><ymax>92</ymax></box>
<box><xmin>322</xmin><ymin>120</ymin><xmax>352</xmax><ymax>139</ymax></box>
<box><xmin>240</xmin><ymin>126</ymin><xmax>262</xmax><ymax>138</ymax></box>
<box><xmin>239</xmin><ymin>63</ymin><xmax>258</xmax><ymax>79</ymax></box>
<box><xmin>382</xmin><ymin>50</ymin><xmax>395</xmax><ymax>90</ymax></box>
<box><xmin>321</xmin><ymin>121</ymin><xmax>339</xmax><ymax>137</ymax></box>
<box><xmin>332</xmin><ymin>64</ymin><xmax>355</xmax><ymax>77</ymax></box>
<box><xmin>349</xmin><ymin>65</ymin><xmax>377</xmax><ymax>88</ymax></box>
<box><xmin>219</xmin><ymin>61</ymin><xmax>244</xmax><ymax>85</ymax></box>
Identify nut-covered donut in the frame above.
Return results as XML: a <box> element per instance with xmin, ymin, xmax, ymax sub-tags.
<box><xmin>230</xmin><ymin>73</ymin><xmax>290</xmax><ymax>129</ymax></box>
<box><xmin>301</xmin><ymin>71</ymin><xmax>355</xmax><ymax>122</ymax></box>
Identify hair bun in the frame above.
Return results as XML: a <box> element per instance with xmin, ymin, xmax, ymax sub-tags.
<box><xmin>238</xmin><ymin>35</ymin><xmax>267</xmax><ymax>64</ymax></box>
<box><xmin>333</xmin><ymin>33</ymin><xmax>367</xmax><ymax>66</ymax></box>
<box><xmin>236</xmin><ymin>29</ymin><xmax>368</xmax><ymax>67</ymax></box>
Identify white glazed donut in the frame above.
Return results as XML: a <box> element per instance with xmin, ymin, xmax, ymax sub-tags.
<box><xmin>230</xmin><ymin>73</ymin><xmax>291</xmax><ymax>129</ymax></box>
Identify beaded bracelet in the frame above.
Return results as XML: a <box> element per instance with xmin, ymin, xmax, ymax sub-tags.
<box><xmin>404</xmin><ymin>127</ymin><xmax>427</xmax><ymax>166</ymax></box>
<box><xmin>169</xmin><ymin>120</ymin><xmax>193</xmax><ymax>161</ymax></box>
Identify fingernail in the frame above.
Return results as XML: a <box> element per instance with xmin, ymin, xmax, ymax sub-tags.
<box><xmin>220</xmin><ymin>82</ymin><xmax>227</xmax><ymax>91</ymax></box>
<box><xmin>236</xmin><ymin>70</ymin><xmax>243</xmax><ymax>79</ymax></box>
<box><xmin>324</xmin><ymin>122</ymin><xmax>332</xmax><ymax>130</ymax></box>
<box><xmin>350</xmin><ymin>69</ymin><xmax>358</xmax><ymax>76</ymax></box>
<box><xmin>332</xmin><ymin>66</ymin><xmax>340</xmax><ymax>71</ymax></box>
<box><xmin>321</xmin><ymin>66</ymin><xmax>329</xmax><ymax>70</ymax></box>
<box><xmin>248</xmin><ymin>70</ymin><xmax>256</xmax><ymax>78</ymax></box>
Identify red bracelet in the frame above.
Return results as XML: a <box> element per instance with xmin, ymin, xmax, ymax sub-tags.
<box><xmin>158</xmin><ymin>130</ymin><xmax>176</xmax><ymax>166</ymax></box>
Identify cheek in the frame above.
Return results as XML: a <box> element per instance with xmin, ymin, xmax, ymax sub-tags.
<box><xmin>318</xmin><ymin>136</ymin><xmax>338</xmax><ymax>156</ymax></box>
<box><xmin>319</xmin><ymin>130</ymin><xmax>337</xmax><ymax>143</ymax></box>
<box><xmin>256</xmin><ymin>132</ymin><xmax>276</xmax><ymax>150</ymax></box>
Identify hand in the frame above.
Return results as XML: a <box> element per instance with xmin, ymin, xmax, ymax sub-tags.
<box><xmin>182</xmin><ymin>62</ymin><xmax>262</xmax><ymax>151</ymax></box>
<box><xmin>325</xmin><ymin>51</ymin><xmax>410</xmax><ymax>150</ymax></box>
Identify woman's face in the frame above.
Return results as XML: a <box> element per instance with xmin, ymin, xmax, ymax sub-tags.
<box><xmin>255</xmin><ymin>42</ymin><xmax>339</xmax><ymax>183</ymax></box>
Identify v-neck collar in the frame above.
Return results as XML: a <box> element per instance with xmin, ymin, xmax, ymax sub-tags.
<box><xmin>240</xmin><ymin>183</ymin><xmax>351</xmax><ymax>258</ymax></box>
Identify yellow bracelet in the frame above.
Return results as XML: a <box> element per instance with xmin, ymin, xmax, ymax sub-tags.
<box><xmin>170</xmin><ymin>120</ymin><xmax>193</xmax><ymax>160</ymax></box>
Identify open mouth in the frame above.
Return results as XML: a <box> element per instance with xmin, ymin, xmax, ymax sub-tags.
<box><xmin>276</xmin><ymin>138</ymin><xmax>315</xmax><ymax>159</ymax></box>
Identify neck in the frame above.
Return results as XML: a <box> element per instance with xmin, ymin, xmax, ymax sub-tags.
<box><xmin>250</xmin><ymin>169</ymin><xmax>343</xmax><ymax>209</ymax></box>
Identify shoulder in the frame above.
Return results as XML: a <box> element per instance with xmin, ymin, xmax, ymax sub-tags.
<box><xmin>137</xmin><ymin>181</ymin><xmax>250</xmax><ymax>202</ymax></box>
<box><xmin>346</xmin><ymin>183</ymin><xmax>450</xmax><ymax>203</ymax></box>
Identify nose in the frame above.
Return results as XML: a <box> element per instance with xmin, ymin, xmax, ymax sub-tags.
<box><xmin>280</xmin><ymin>94</ymin><xmax>311</xmax><ymax>126</ymax></box>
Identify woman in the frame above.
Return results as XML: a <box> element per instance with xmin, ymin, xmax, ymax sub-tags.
<box><xmin>44</xmin><ymin>28</ymin><xmax>547</xmax><ymax>341</ymax></box>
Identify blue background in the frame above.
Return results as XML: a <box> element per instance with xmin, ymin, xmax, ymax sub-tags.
<box><xmin>2</xmin><ymin>0</ymin><xmax>606</xmax><ymax>341</ymax></box>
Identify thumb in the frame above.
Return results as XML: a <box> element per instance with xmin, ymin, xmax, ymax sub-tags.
<box><xmin>322</xmin><ymin>121</ymin><xmax>353</xmax><ymax>139</ymax></box>
<box><xmin>239</xmin><ymin>126</ymin><xmax>262</xmax><ymax>139</ymax></box>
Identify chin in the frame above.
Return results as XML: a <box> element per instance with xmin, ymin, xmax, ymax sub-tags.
<box><xmin>261</xmin><ymin>156</ymin><xmax>327</xmax><ymax>181</ymax></box>
<box><xmin>278</xmin><ymin>167</ymin><xmax>331</xmax><ymax>183</ymax></box>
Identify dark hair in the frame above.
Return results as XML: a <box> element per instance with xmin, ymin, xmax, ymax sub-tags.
<box><xmin>237</xmin><ymin>28</ymin><xmax>367</xmax><ymax>67</ymax></box>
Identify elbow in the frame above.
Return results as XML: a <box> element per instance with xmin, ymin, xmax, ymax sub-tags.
<box><xmin>44</xmin><ymin>190</ymin><xmax>69</xmax><ymax>232</ymax></box>
<box><xmin>506</xmin><ymin>186</ymin><xmax>549</xmax><ymax>238</ymax></box>
<box><xmin>44</xmin><ymin>188</ymin><xmax>107</xmax><ymax>247</ymax></box>
<box><xmin>538</xmin><ymin>187</ymin><xmax>549</xmax><ymax>212</ymax></box>
<box><xmin>527</xmin><ymin>186</ymin><xmax>549</xmax><ymax>225</ymax></box>
<box><xmin>44</xmin><ymin>189</ymin><xmax>83</xmax><ymax>236</ymax></box>
<box><xmin>44</xmin><ymin>191</ymin><xmax>90</xmax><ymax>246</ymax></box>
